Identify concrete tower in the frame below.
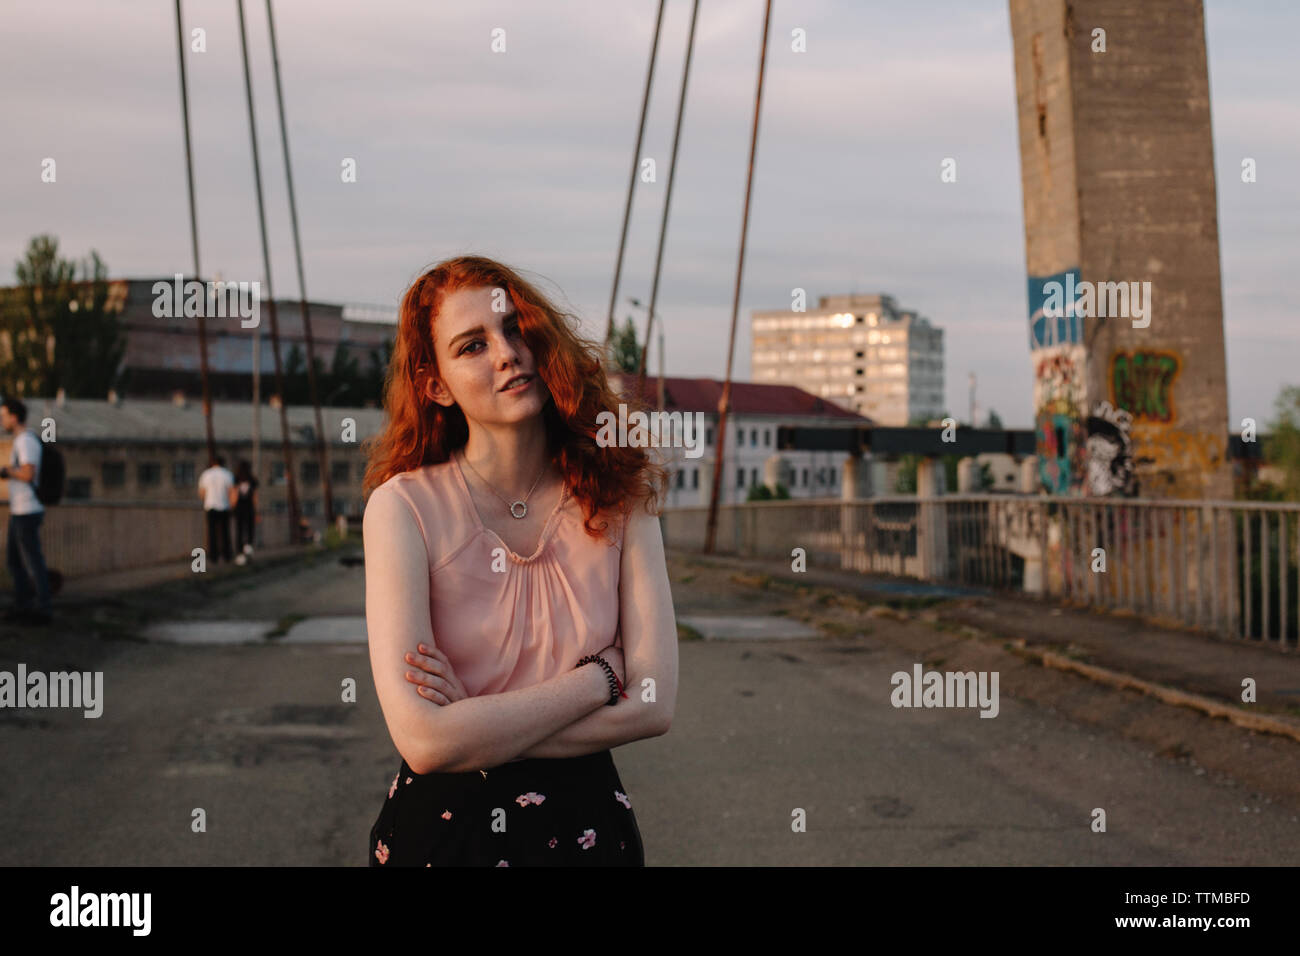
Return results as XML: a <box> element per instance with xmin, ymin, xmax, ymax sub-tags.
<box><xmin>1009</xmin><ymin>0</ymin><xmax>1231</xmax><ymax>499</ymax></box>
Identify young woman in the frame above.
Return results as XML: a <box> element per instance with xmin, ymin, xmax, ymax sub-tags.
<box><xmin>361</xmin><ymin>255</ymin><xmax>678</xmax><ymax>866</ymax></box>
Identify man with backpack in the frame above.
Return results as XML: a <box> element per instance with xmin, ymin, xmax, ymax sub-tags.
<box><xmin>1</xmin><ymin>397</ymin><xmax>54</xmax><ymax>626</ymax></box>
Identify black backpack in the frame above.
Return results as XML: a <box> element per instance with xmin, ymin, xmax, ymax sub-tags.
<box><xmin>35</xmin><ymin>441</ymin><xmax>65</xmax><ymax>506</ymax></box>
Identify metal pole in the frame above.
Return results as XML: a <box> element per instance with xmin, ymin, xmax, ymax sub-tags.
<box><xmin>657</xmin><ymin>325</ymin><xmax>665</xmax><ymax>414</ymax></box>
<box><xmin>265</xmin><ymin>0</ymin><xmax>334</xmax><ymax>524</ymax></box>
<box><xmin>606</xmin><ymin>0</ymin><xmax>667</xmax><ymax>361</ymax></box>
<box><xmin>174</xmin><ymin>0</ymin><xmax>216</xmax><ymax>466</ymax></box>
<box><xmin>705</xmin><ymin>0</ymin><xmax>772</xmax><ymax>554</ymax></box>
<box><xmin>252</xmin><ymin>306</ymin><xmax>262</xmax><ymax>544</ymax></box>
<box><xmin>237</xmin><ymin>0</ymin><xmax>301</xmax><ymax>544</ymax></box>
<box><xmin>637</xmin><ymin>0</ymin><xmax>701</xmax><ymax>386</ymax></box>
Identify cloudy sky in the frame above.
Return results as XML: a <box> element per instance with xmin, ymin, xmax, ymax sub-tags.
<box><xmin>2</xmin><ymin>0</ymin><xmax>1295</xmax><ymax>428</ymax></box>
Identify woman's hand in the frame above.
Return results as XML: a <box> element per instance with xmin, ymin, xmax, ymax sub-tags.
<box><xmin>403</xmin><ymin>642</ymin><xmax>469</xmax><ymax>705</ymax></box>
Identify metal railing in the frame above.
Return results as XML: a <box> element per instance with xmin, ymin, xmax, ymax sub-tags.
<box><xmin>661</xmin><ymin>495</ymin><xmax>1300</xmax><ymax>649</ymax></box>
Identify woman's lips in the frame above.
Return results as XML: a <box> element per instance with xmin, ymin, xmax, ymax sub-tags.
<box><xmin>500</xmin><ymin>376</ymin><xmax>533</xmax><ymax>393</ymax></box>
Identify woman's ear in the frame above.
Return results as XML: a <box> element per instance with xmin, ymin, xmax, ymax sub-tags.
<box><xmin>425</xmin><ymin>374</ymin><xmax>455</xmax><ymax>408</ymax></box>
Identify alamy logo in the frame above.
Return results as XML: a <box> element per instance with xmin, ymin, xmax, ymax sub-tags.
<box><xmin>152</xmin><ymin>273</ymin><xmax>260</xmax><ymax>328</ymax></box>
<box><xmin>1040</xmin><ymin>271</ymin><xmax>1151</xmax><ymax>329</ymax></box>
<box><xmin>595</xmin><ymin>404</ymin><xmax>705</xmax><ymax>459</ymax></box>
<box><xmin>0</xmin><ymin>664</ymin><xmax>103</xmax><ymax>718</ymax></box>
<box><xmin>50</xmin><ymin>886</ymin><xmax>151</xmax><ymax>936</ymax></box>
<box><xmin>890</xmin><ymin>663</ymin><xmax>999</xmax><ymax>718</ymax></box>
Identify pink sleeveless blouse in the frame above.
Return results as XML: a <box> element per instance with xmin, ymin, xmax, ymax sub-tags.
<box><xmin>380</xmin><ymin>458</ymin><xmax>625</xmax><ymax>697</ymax></box>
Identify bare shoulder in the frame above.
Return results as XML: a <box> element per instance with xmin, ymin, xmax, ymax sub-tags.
<box><xmin>621</xmin><ymin>494</ymin><xmax>665</xmax><ymax>557</ymax></box>
<box><xmin>363</xmin><ymin>481</ymin><xmax>422</xmax><ymax>553</ymax></box>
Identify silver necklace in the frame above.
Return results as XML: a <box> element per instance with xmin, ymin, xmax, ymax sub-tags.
<box><xmin>459</xmin><ymin>451</ymin><xmax>548</xmax><ymax>519</ymax></box>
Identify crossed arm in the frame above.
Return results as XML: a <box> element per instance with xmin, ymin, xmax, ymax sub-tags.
<box><xmin>497</xmin><ymin>502</ymin><xmax>677</xmax><ymax>759</ymax></box>
<box><xmin>364</xmin><ymin>485</ymin><xmax>677</xmax><ymax>774</ymax></box>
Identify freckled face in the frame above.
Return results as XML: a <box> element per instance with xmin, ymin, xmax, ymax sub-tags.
<box><xmin>426</xmin><ymin>286</ymin><xmax>551</xmax><ymax>424</ymax></box>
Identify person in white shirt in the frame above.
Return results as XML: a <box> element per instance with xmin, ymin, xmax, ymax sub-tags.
<box><xmin>197</xmin><ymin>454</ymin><xmax>237</xmax><ymax>564</ymax></box>
<box><xmin>1</xmin><ymin>397</ymin><xmax>52</xmax><ymax>625</ymax></box>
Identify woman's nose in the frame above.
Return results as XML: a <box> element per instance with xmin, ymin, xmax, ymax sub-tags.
<box><xmin>493</xmin><ymin>334</ymin><xmax>523</xmax><ymax>365</ymax></box>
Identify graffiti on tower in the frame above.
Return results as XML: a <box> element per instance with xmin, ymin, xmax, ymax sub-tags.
<box><xmin>1085</xmin><ymin>400</ymin><xmax>1135</xmax><ymax>497</ymax></box>
<box><xmin>1028</xmin><ymin>269</ymin><xmax>1087</xmax><ymax>495</ymax></box>
<box><xmin>1032</xmin><ymin>340</ymin><xmax>1086</xmax><ymax>495</ymax></box>
<box><xmin>1109</xmin><ymin>349</ymin><xmax>1180</xmax><ymax>423</ymax></box>
<box><xmin>1027</xmin><ymin>268</ymin><xmax>1084</xmax><ymax>349</ymax></box>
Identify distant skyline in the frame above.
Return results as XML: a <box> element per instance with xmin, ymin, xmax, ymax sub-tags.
<box><xmin>2</xmin><ymin>0</ymin><xmax>1295</xmax><ymax>428</ymax></box>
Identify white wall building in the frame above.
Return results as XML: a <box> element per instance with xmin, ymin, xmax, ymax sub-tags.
<box><xmin>609</xmin><ymin>374</ymin><xmax>872</xmax><ymax>508</ymax></box>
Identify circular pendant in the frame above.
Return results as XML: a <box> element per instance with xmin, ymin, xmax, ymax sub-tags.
<box><xmin>510</xmin><ymin>500</ymin><xmax>528</xmax><ymax>519</ymax></box>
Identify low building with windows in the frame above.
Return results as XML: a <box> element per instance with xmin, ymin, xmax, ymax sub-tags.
<box><xmin>609</xmin><ymin>374</ymin><xmax>873</xmax><ymax>508</ymax></box>
<box><xmin>0</xmin><ymin>391</ymin><xmax>384</xmax><ymax>530</ymax></box>
<box><xmin>2</xmin><ymin>377</ymin><xmax>876</xmax><ymax>529</ymax></box>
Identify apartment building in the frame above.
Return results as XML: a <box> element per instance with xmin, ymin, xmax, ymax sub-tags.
<box><xmin>751</xmin><ymin>293</ymin><xmax>944</xmax><ymax>425</ymax></box>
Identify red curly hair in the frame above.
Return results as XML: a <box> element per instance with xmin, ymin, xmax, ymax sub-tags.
<box><xmin>361</xmin><ymin>255</ymin><xmax>668</xmax><ymax>543</ymax></box>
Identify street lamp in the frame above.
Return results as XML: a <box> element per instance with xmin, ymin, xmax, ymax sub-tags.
<box><xmin>627</xmin><ymin>297</ymin><xmax>666</xmax><ymax>414</ymax></box>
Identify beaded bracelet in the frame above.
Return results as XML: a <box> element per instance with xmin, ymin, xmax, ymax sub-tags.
<box><xmin>577</xmin><ymin>654</ymin><xmax>627</xmax><ymax>706</ymax></box>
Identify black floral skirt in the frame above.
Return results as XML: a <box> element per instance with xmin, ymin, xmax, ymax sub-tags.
<box><xmin>369</xmin><ymin>749</ymin><xmax>645</xmax><ymax>866</ymax></box>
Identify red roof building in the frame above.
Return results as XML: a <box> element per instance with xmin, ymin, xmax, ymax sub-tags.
<box><xmin>608</xmin><ymin>373</ymin><xmax>872</xmax><ymax>507</ymax></box>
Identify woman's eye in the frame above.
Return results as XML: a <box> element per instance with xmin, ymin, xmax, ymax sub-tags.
<box><xmin>458</xmin><ymin>326</ymin><xmax>520</xmax><ymax>355</ymax></box>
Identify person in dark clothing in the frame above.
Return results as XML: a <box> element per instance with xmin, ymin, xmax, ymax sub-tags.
<box><xmin>233</xmin><ymin>459</ymin><xmax>260</xmax><ymax>564</ymax></box>
<box><xmin>1</xmin><ymin>397</ymin><xmax>52</xmax><ymax>626</ymax></box>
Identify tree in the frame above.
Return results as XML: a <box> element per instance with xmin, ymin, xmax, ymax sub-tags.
<box><xmin>908</xmin><ymin>410</ymin><xmax>952</xmax><ymax>428</ymax></box>
<box><xmin>1255</xmin><ymin>385</ymin><xmax>1300</xmax><ymax>502</ymax></box>
<box><xmin>281</xmin><ymin>342</ymin><xmax>308</xmax><ymax>403</ymax></box>
<box><xmin>611</xmin><ymin>316</ymin><xmax>642</xmax><ymax>374</ymax></box>
<box><xmin>0</xmin><ymin>235</ymin><xmax>125</xmax><ymax>399</ymax></box>
<box><xmin>984</xmin><ymin>408</ymin><xmax>1003</xmax><ymax>429</ymax></box>
<box><xmin>326</xmin><ymin>341</ymin><xmax>362</xmax><ymax>405</ymax></box>
<box><xmin>896</xmin><ymin>454</ymin><xmax>918</xmax><ymax>493</ymax></box>
<box><xmin>362</xmin><ymin>339</ymin><xmax>393</xmax><ymax>406</ymax></box>
<box><xmin>895</xmin><ymin>453</ymin><xmax>959</xmax><ymax>493</ymax></box>
<box><xmin>745</xmin><ymin>482</ymin><xmax>790</xmax><ymax>501</ymax></box>
<box><xmin>279</xmin><ymin>340</ymin><xmax>387</xmax><ymax>407</ymax></box>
